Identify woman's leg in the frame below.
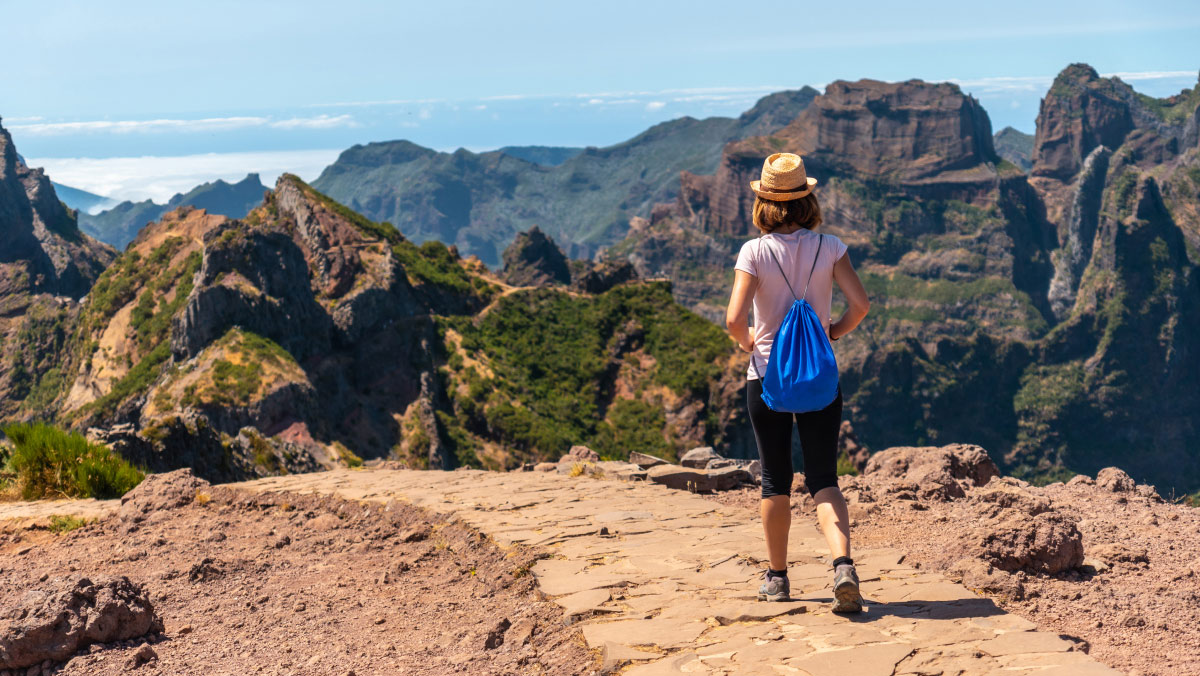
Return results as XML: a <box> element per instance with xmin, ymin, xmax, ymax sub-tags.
<box><xmin>795</xmin><ymin>388</ymin><xmax>848</xmax><ymax>559</ymax></box>
<box><xmin>746</xmin><ymin>378</ymin><xmax>795</xmax><ymax>571</ymax></box>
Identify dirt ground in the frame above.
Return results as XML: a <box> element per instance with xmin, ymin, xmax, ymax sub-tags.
<box><xmin>709</xmin><ymin>475</ymin><xmax>1200</xmax><ymax>676</ymax></box>
<box><xmin>0</xmin><ymin>487</ymin><xmax>596</xmax><ymax>676</ymax></box>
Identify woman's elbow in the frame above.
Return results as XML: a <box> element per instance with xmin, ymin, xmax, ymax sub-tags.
<box><xmin>856</xmin><ymin>297</ymin><xmax>871</xmax><ymax>317</ymax></box>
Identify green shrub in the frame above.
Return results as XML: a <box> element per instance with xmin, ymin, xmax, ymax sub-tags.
<box><xmin>836</xmin><ymin>452</ymin><xmax>860</xmax><ymax>476</ymax></box>
<box><xmin>1</xmin><ymin>422</ymin><xmax>144</xmax><ymax>499</ymax></box>
<box><xmin>48</xmin><ymin>514</ymin><xmax>91</xmax><ymax>533</ymax></box>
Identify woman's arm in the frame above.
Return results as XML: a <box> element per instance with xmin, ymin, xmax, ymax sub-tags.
<box><xmin>726</xmin><ymin>269</ymin><xmax>758</xmax><ymax>352</ymax></box>
<box><xmin>830</xmin><ymin>253</ymin><xmax>870</xmax><ymax>340</ymax></box>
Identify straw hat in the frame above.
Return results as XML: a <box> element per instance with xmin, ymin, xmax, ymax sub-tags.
<box><xmin>749</xmin><ymin>152</ymin><xmax>818</xmax><ymax>201</ymax></box>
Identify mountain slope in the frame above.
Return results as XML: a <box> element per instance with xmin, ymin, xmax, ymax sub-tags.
<box><xmin>79</xmin><ymin>173</ymin><xmax>267</xmax><ymax>248</ymax></box>
<box><xmin>51</xmin><ymin>182</ymin><xmax>118</xmax><ymax>214</ymax></box>
<box><xmin>311</xmin><ymin>88</ymin><xmax>819</xmax><ymax>266</ymax></box>
<box><xmin>994</xmin><ymin>127</ymin><xmax>1034</xmax><ymax>171</ymax></box>
<box><xmin>2</xmin><ymin>174</ymin><xmax>745</xmax><ymax>480</ymax></box>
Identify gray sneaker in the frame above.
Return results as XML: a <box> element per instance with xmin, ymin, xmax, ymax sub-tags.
<box><xmin>832</xmin><ymin>564</ymin><xmax>863</xmax><ymax>613</ymax></box>
<box><xmin>758</xmin><ymin>572</ymin><xmax>790</xmax><ymax>602</ymax></box>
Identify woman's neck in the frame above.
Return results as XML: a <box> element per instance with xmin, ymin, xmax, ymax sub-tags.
<box><xmin>772</xmin><ymin>225</ymin><xmax>814</xmax><ymax>235</ymax></box>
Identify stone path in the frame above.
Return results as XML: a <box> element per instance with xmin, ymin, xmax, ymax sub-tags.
<box><xmin>223</xmin><ymin>469</ymin><xmax>1120</xmax><ymax>675</ymax></box>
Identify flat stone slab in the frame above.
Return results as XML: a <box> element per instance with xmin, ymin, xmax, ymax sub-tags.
<box><xmin>0</xmin><ymin>497</ymin><xmax>119</xmax><ymax>529</ymax></box>
<box><xmin>227</xmin><ymin>468</ymin><xmax>1123</xmax><ymax>675</ymax></box>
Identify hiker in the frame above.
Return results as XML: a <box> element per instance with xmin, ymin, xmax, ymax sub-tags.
<box><xmin>725</xmin><ymin>153</ymin><xmax>871</xmax><ymax>612</ymax></box>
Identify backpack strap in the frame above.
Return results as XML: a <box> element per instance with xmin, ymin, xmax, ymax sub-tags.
<box><xmin>763</xmin><ymin>242</ymin><xmax>799</xmax><ymax>301</ymax></box>
<box><xmin>763</xmin><ymin>233</ymin><xmax>823</xmax><ymax>302</ymax></box>
<box><xmin>801</xmin><ymin>233</ymin><xmax>823</xmax><ymax>300</ymax></box>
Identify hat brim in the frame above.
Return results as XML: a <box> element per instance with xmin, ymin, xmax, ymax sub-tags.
<box><xmin>750</xmin><ymin>176</ymin><xmax>817</xmax><ymax>201</ymax></box>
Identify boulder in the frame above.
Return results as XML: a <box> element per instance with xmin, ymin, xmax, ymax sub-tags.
<box><xmin>708</xmin><ymin>466</ymin><xmax>755</xmax><ymax>491</ymax></box>
<box><xmin>646</xmin><ymin>465</ymin><xmax>712</xmax><ymax>491</ymax></box>
<box><xmin>705</xmin><ymin>458</ymin><xmax>735</xmax><ymax>470</ymax></box>
<box><xmin>970</xmin><ymin>510</ymin><xmax>1084</xmax><ymax>575</ymax></box>
<box><xmin>564</xmin><ymin>445</ymin><xmax>600</xmax><ymax>463</ymax></box>
<box><xmin>629</xmin><ymin>452</ymin><xmax>668</xmax><ymax>469</ymax></box>
<box><xmin>533</xmin><ymin>462</ymin><xmax>557</xmax><ymax>472</ymax></box>
<box><xmin>645</xmin><ymin>464</ymin><xmax>752</xmax><ymax>492</ymax></box>
<box><xmin>864</xmin><ymin>444</ymin><xmax>999</xmax><ymax>500</ymax></box>
<box><xmin>0</xmin><ymin>577</ymin><xmax>163</xmax><ymax>670</ymax></box>
<box><xmin>118</xmin><ymin>468</ymin><xmax>210</xmax><ymax>523</ymax></box>
<box><xmin>680</xmin><ymin>447</ymin><xmax>722</xmax><ymax>469</ymax></box>
<box><xmin>1096</xmin><ymin>467</ymin><xmax>1136</xmax><ymax>492</ymax></box>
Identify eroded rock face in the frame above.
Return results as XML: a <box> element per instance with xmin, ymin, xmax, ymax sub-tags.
<box><xmin>0</xmin><ymin>577</ymin><xmax>162</xmax><ymax>670</ymax></box>
<box><xmin>502</xmin><ymin>226</ymin><xmax>570</xmax><ymax>287</ymax></box>
<box><xmin>785</xmin><ymin>79</ymin><xmax>998</xmax><ymax>181</ymax></box>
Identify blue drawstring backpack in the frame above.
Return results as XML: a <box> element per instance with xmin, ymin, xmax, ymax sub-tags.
<box><xmin>751</xmin><ymin>234</ymin><xmax>840</xmax><ymax>413</ymax></box>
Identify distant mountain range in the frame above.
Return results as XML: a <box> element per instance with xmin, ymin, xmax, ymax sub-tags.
<box><xmin>78</xmin><ymin>174</ymin><xmax>267</xmax><ymax>248</ymax></box>
<box><xmin>310</xmin><ymin>88</ymin><xmax>820</xmax><ymax>266</ymax></box>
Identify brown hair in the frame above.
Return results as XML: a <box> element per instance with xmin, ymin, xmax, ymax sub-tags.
<box><xmin>751</xmin><ymin>194</ymin><xmax>822</xmax><ymax>234</ymax></box>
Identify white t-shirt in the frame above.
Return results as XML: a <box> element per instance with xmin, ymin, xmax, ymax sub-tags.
<box><xmin>734</xmin><ymin>229</ymin><xmax>848</xmax><ymax>380</ymax></box>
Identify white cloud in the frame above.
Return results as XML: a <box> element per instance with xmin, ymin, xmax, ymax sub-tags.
<box><xmin>9</xmin><ymin>114</ymin><xmax>355</xmax><ymax>136</ymax></box>
<box><xmin>418</xmin><ymin>108</ymin><xmax>432</xmax><ymax>120</ymax></box>
<box><xmin>26</xmin><ymin>149</ymin><xmax>343</xmax><ymax>203</ymax></box>
<box><xmin>949</xmin><ymin>70</ymin><xmax>1197</xmax><ymax>95</ymax></box>
<box><xmin>645</xmin><ymin>101</ymin><xmax>666</xmax><ymax>111</ymax></box>
<box><xmin>587</xmin><ymin>98</ymin><xmax>604</xmax><ymax>105</ymax></box>
<box><xmin>2</xmin><ymin>115</ymin><xmax>43</xmax><ymax>123</ymax></box>
<box><xmin>474</xmin><ymin>104</ymin><xmax>487</xmax><ymax>110</ymax></box>
<box><xmin>269</xmin><ymin>114</ymin><xmax>356</xmax><ymax>130</ymax></box>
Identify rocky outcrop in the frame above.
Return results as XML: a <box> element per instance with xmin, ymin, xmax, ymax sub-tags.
<box><xmin>0</xmin><ymin>577</ymin><xmax>162</xmax><ymax>670</ymax></box>
<box><xmin>502</xmin><ymin>226</ymin><xmax>570</xmax><ymax>286</ymax></box>
<box><xmin>117</xmin><ymin>467</ymin><xmax>209</xmax><ymax>522</ymax></box>
<box><xmin>570</xmin><ymin>259</ymin><xmax>638</xmax><ymax>294</ymax></box>
<box><xmin>850</xmin><ymin>445</ymin><xmax>1084</xmax><ymax>581</ymax></box>
<box><xmin>0</xmin><ymin>122</ymin><xmax>115</xmax><ymax>300</ymax></box>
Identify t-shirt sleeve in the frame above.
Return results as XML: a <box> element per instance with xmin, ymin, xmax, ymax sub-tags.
<box><xmin>734</xmin><ymin>240</ymin><xmax>758</xmax><ymax>277</ymax></box>
<box><xmin>830</xmin><ymin>235</ymin><xmax>849</xmax><ymax>263</ymax></box>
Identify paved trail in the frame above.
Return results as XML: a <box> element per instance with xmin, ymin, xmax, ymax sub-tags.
<box><xmin>1</xmin><ymin>468</ymin><xmax>1121</xmax><ymax>674</ymax></box>
<box><xmin>236</xmin><ymin>469</ymin><xmax>1118</xmax><ymax>675</ymax></box>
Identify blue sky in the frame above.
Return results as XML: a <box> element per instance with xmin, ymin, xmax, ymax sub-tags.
<box><xmin>3</xmin><ymin>0</ymin><xmax>1198</xmax><ymax>202</ymax></box>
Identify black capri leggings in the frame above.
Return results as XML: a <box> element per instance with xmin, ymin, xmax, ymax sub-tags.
<box><xmin>746</xmin><ymin>378</ymin><xmax>843</xmax><ymax>499</ymax></box>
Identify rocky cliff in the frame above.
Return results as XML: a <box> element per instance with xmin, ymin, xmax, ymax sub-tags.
<box><xmin>310</xmin><ymin>88</ymin><xmax>819</xmax><ymax>266</ymax></box>
<box><xmin>607</xmin><ymin>67</ymin><xmax>1200</xmax><ymax>494</ymax></box>
<box><xmin>0</xmin><ymin>122</ymin><xmax>116</xmax><ymax>419</ymax></box>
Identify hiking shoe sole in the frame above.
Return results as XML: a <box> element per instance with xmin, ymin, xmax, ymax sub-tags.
<box><xmin>758</xmin><ymin>589</ymin><xmax>792</xmax><ymax>602</ymax></box>
<box><xmin>832</xmin><ymin>577</ymin><xmax>862</xmax><ymax>613</ymax></box>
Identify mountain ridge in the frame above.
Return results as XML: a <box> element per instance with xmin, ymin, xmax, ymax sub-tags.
<box><xmin>311</xmin><ymin>87</ymin><xmax>820</xmax><ymax>265</ymax></box>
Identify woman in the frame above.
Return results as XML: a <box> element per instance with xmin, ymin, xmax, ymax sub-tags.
<box><xmin>726</xmin><ymin>152</ymin><xmax>870</xmax><ymax>612</ymax></box>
